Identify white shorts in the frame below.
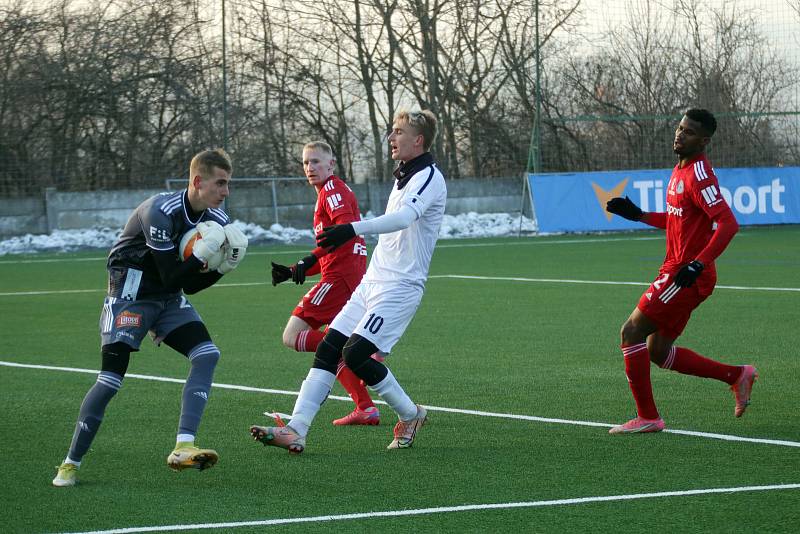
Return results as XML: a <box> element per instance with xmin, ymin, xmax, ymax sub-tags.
<box><xmin>329</xmin><ymin>281</ymin><xmax>424</xmax><ymax>353</ymax></box>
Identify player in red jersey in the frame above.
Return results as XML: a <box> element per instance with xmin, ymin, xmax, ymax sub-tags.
<box><xmin>270</xmin><ymin>141</ymin><xmax>380</xmax><ymax>426</ymax></box>
<box><xmin>605</xmin><ymin>108</ymin><xmax>757</xmax><ymax>434</ymax></box>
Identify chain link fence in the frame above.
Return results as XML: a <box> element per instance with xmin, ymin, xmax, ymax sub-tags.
<box><xmin>0</xmin><ymin>0</ymin><xmax>797</xmax><ymax>197</ymax></box>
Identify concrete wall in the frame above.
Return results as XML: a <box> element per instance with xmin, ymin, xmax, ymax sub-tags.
<box><xmin>0</xmin><ymin>196</ymin><xmax>47</xmax><ymax>236</ymax></box>
<box><xmin>0</xmin><ymin>177</ymin><xmax>525</xmax><ymax>237</ymax></box>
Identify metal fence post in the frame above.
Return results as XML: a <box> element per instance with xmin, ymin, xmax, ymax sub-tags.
<box><xmin>271</xmin><ymin>180</ymin><xmax>279</xmax><ymax>225</ymax></box>
<box><xmin>45</xmin><ymin>187</ymin><xmax>57</xmax><ymax>233</ymax></box>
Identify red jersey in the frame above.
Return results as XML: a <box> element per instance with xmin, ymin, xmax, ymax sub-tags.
<box><xmin>663</xmin><ymin>153</ymin><xmax>733</xmax><ymax>271</ymax></box>
<box><xmin>312</xmin><ymin>176</ymin><xmax>367</xmax><ymax>284</ymax></box>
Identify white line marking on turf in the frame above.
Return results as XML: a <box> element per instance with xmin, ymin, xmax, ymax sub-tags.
<box><xmin>3</xmin><ymin>275</ymin><xmax>798</xmax><ymax>297</ymax></box>
<box><xmin>429</xmin><ymin>274</ymin><xmax>800</xmax><ymax>292</ymax></box>
<box><xmin>61</xmin><ymin>483</ymin><xmax>800</xmax><ymax>534</ymax></box>
<box><xmin>0</xmin><ymin>249</ymin><xmax>308</xmax><ymax>266</ymax></box>
<box><xmin>0</xmin><ymin>237</ymin><xmax>660</xmax><ymax>265</ymax></box>
<box><xmin>436</xmin><ymin>236</ymin><xmax>664</xmax><ymax>248</ymax></box>
<box><xmin>2</xmin><ymin>360</ymin><xmax>798</xmax><ymax>449</ymax></box>
<box><xmin>0</xmin><ymin>282</ymin><xmax>268</xmax><ymax>297</ymax></box>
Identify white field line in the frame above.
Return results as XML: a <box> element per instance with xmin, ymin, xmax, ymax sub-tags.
<box><xmin>3</xmin><ymin>274</ymin><xmax>798</xmax><ymax>297</ymax></box>
<box><xmin>60</xmin><ymin>483</ymin><xmax>800</xmax><ymax>534</ymax></box>
<box><xmin>2</xmin><ymin>360</ymin><xmax>799</xmax><ymax>449</ymax></box>
<box><xmin>0</xmin><ymin>250</ymin><xmax>306</xmax><ymax>265</ymax></box>
<box><xmin>0</xmin><ymin>236</ymin><xmax>665</xmax><ymax>266</ymax></box>
<box><xmin>428</xmin><ymin>274</ymin><xmax>800</xmax><ymax>292</ymax></box>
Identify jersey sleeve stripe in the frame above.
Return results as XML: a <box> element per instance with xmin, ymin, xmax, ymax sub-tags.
<box><xmin>415</xmin><ymin>167</ymin><xmax>436</xmax><ymax>196</ymax></box>
<box><xmin>207</xmin><ymin>208</ymin><xmax>230</xmax><ymax>224</ymax></box>
<box><xmin>160</xmin><ymin>195</ymin><xmax>183</xmax><ymax>215</ymax></box>
<box><xmin>694</xmin><ymin>161</ymin><xmax>709</xmax><ymax>181</ymax></box>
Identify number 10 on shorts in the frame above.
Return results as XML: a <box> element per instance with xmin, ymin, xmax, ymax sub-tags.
<box><xmin>363</xmin><ymin>313</ymin><xmax>384</xmax><ymax>334</ymax></box>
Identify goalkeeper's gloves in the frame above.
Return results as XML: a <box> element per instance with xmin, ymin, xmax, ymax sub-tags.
<box><xmin>271</xmin><ymin>262</ymin><xmax>292</xmax><ymax>286</ymax></box>
<box><xmin>606</xmin><ymin>196</ymin><xmax>644</xmax><ymax>222</ymax></box>
<box><xmin>316</xmin><ymin>224</ymin><xmax>356</xmax><ymax>250</ymax></box>
<box><xmin>291</xmin><ymin>254</ymin><xmax>318</xmax><ymax>285</ymax></box>
<box><xmin>217</xmin><ymin>225</ymin><xmax>248</xmax><ymax>274</ymax></box>
<box><xmin>192</xmin><ymin>221</ymin><xmax>226</xmax><ymax>263</ymax></box>
<box><xmin>674</xmin><ymin>260</ymin><xmax>704</xmax><ymax>288</ymax></box>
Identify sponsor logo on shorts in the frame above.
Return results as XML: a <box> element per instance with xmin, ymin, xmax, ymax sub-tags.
<box><xmin>645</xmin><ymin>292</ymin><xmax>653</xmax><ymax>300</ymax></box>
<box><xmin>115</xmin><ymin>310</ymin><xmax>142</xmax><ymax>328</ymax></box>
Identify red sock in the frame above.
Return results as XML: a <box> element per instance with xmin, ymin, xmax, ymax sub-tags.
<box><xmin>294</xmin><ymin>329</ymin><xmax>326</xmax><ymax>352</ymax></box>
<box><xmin>622</xmin><ymin>343</ymin><xmax>659</xmax><ymax>419</ymax></box>
<box><xmin>336</xmin><ymin>361</ymin><xmax>375</xmax><ymax>411</ymax></box>
<box><xmin>662</xmin><ymin>346</ymin><xmax>741</xmax><ymax>385</ymax></box>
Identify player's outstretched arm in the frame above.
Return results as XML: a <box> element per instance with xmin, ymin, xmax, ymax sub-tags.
<box><xmin>271</xmin><ymin>262</ymin><xmax>292</xmax><ymax>286</ymax></box>
<box><xmin>606</xmin><ymin>196</ymin><xmax>667</xmax><ymax>228</ymax></box>
<box><xmin>317</xmin><ymin>204</ymin><xmax>418</xmax><ymax>249</ymax></box>
<box><xmin>290</xmin><ymin>254</ymin><xmax>319</xmax><ymax>285</ymax></box>
<box><xmin>316</xmin><ymin>224</ymin><xmax>355</xmax><ymax>249</ymax></box>
<box><xmin>606</xmin><ymin>196</ymin><xmax>643</xmax><ymax>222</ymax></box>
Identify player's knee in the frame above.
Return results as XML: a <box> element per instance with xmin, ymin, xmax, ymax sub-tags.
<box><xmin>619</xmin><ymin>320</ymin><xmax>640</xmax><ymax>345</ymax></box>
<box><xmin>312</xmin><ymin>329</ymin><xmax>347</xmax><ymax>373</ymax></box>
<box><xmin>281</xmin><ymin>329</ymin><xmax>298</xmax><ymax>350</ymax></box>
<box><xmin>342</xmin><ymin>335</ymin><xmax>378</xmax><ymax>370</ymax></box>
<box><xmin>188</xmin><ymin>342</ymin><xmax>220</xmax><ymax>369</ymax></box>
<box><xmin>649</xmin><ymin>345</ymin><xmax>669</xmax><ymax>367</ymax></box>
<box><xmin>101</xmin><ymin>342</ymin><xmax>131</xmax><ymax>377</ymax></box>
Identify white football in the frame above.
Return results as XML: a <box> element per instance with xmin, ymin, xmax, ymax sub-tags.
<box><xmin>179</xmin><ymin>227</ymin><xmax>226</xmax><ymax>272</ymax></box>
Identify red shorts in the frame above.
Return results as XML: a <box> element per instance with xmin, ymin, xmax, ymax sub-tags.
<box><xmin>637</xmin><ymin>266</ymin><xmax>715</xmax><ymax>339</ymax></box>
<box><xmin>292</xmin><ymin>278</ymin><xmax>357</xmax><ymax>330</ymax></box>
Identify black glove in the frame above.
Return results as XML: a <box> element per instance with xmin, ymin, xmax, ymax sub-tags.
<box><xmin>674</xmin><ymin>260</ymin><xmax>704</xmax><ymax>288</ymax></box>
<box><xmin>316</xmin><ymin>223</ymin><xmax>356</xmax><ymax>250</ymax></box>
<box><xmin>270</xmin><ymin>262</ymin><xmax>292</xmax><ymax>286</ymax></box>
<box><xmin>606</xmin><ymin>196</ymin><xmax>644</xmax><ymax>222</ymax></box>
<box><xmin>291</xmin><ymin>254</ymin><xmax>318</xmax><ymax>285</ymax></box>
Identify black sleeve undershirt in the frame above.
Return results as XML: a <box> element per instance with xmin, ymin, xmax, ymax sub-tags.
<box><xmin>152</xmin><ymin>249</ymin><xmax>224</xmax><ymax>295</ymax></box>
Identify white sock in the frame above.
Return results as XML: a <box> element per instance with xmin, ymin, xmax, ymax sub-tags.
<box><xmin>64</xmin><ymin>457</ymin><xmax>81</xmax><ymax>467</ymax></box>
<box><xmin>176</xmin><ymin>434</ymin><xmax>195</xmax><ymax>445</ymax></box>
<box><xmin>289</xmin><ymin>368</ymin><xmax>336</xmax><ymax>437</ymax></box>
<box><xmin>370</xmin><ymin>369</ymin><xmax>417</xmax><ymax>421</ymax></box>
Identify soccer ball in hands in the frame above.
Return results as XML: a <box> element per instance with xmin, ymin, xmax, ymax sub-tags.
<box><xmin>179</xmin><ymin>226</ymin><xmax>226</xmax><ymax>272</ymax></box>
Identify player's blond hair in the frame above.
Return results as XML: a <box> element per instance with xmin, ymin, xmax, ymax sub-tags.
<box><xmin>190</xmin><ymin>148</ymin><xmax>232</xmax><ymax>180</ymax></box>
<box><xmin>302</xmin><ymin>141</ymin><xmax>334</xmax><ymax>158</ymax></box>
<box><xmin>395</xmin><ymin>110</ymin><xmax>438</xmax><ymax>151</ymax></box>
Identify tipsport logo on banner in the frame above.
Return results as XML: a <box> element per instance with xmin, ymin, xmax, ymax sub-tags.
<box><xmin>528</xmin><ymin>167</ymin><xmax>800</xmax><ymax>233</ymax></box>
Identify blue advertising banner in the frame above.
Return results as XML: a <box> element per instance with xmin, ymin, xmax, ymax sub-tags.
<box><xmin>528</xmin><ymin>167</ymin><xmax>800</xmax><ymax>233</ymax></box>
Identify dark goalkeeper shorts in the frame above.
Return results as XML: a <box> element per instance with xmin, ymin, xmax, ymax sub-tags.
<box><xmin>637</xmin><ymin>266</ymin><xmax>715</xmax><ymax>339</ymax></box>
<box><xmin>99</xmin><ymin>295</ymin><xmax>203</xmax><ymax>350</ymax></box>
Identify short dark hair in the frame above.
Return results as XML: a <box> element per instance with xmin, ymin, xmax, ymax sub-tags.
<box><xmin>684</xmin><ymin>108</ymin><xmax>717</xmax><ymax>136</ymax></box>
<box><xmin>190</xmin><ymin>148</ymin><xmax>232</xmax><ymax>179</ymax></box>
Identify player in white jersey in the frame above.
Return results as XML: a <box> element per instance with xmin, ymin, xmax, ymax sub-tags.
<box><xmin>251</xmin><ymin>110</ymin><xmax>446</xmax><ymax>452</ymax></box>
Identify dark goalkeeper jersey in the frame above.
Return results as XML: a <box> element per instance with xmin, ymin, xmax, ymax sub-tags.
<box><xmin>106</xmin><ymin>190</ymin><xmax>229</xmax><ymax>300</ymax></box>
